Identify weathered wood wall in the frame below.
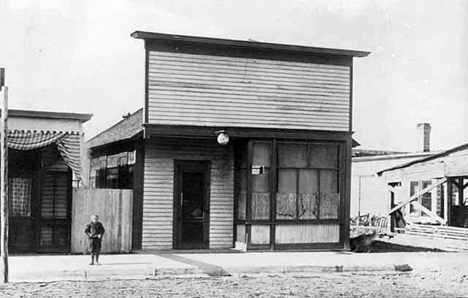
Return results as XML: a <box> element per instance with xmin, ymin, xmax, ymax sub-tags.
<box><xmin>147</xmin><ymin>51</ymin><xmax>351</xmax><ymax>131</ymax></box>
<box><xmin>142</xmin><ymin>138</ymin><xmax>234</xmax><ymax>250</ymax></box>
<box><xmin>71</xmin><ymin>189</ymin><xmax>133</xmax><ymax>253</ymax></box>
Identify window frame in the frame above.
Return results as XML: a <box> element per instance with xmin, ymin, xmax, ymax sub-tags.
<box><xmin>235</xmin><ymin>139</ymin><xmax>345</xmax><ymax>224</ymax></box>
<box><xmin>275</xmin><ymin>141</ymin><xmax>341</xmax><ymax>222</ymax></box>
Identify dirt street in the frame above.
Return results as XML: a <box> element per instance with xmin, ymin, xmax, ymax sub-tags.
<box><xmin>1</xmin><ymin>270</ymin><xmax>468</xmax><ymax>298</ymax></box>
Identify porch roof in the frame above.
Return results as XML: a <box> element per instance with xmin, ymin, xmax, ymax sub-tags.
<box><xmin>377</xmin><ymin>142</ymin><xmax>468</xmax><ymax>178</ymax></box>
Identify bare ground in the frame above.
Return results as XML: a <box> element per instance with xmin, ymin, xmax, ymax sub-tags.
<box><xmin>1</xmin><ymin>270</ymin><xmax>467</xmax><ymax>298</ymax></box>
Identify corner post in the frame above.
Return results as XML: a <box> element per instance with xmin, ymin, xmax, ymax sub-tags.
<box><xmin>1</xmin><ymin>85</ymin><xmax>9</xmax><ymax>283</ymax></box>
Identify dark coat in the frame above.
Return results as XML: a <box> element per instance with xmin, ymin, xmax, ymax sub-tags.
<box><xmin>84</xmin><ymin>222</ymin><xmax>105</xmax><ymax>239</ymax></box>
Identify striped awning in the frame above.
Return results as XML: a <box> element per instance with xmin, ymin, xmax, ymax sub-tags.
<box><xmin>8</xmin><ymin>130</ymin><xmax>83</xmax><ymax>181</ymax></box>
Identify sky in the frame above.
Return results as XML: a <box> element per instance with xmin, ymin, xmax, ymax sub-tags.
<box><xmin>0</xmin><ymin>0</ymin><xmax>467</xmax><ymax>151</ymax></box>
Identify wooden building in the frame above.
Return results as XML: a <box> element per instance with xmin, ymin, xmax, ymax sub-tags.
<box><xmin>378</xmin><ymin>143</ymin><xmax>468</xmax><ymax>229</ymax></box>
<box><xmin>89</xmin><ymin>31</ymin><xmax>369</xmax><ymax>251</ymax></box>
<box><xmin>6</xmin><ymin>109</ymin><xmax>92</xmax><ymax>253</ymax></box>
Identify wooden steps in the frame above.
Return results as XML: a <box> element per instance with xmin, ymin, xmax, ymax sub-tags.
<box><xmin>395</xmin><ymin>224</ymin><xmax>468</xmax><ymax>242</ymax></box>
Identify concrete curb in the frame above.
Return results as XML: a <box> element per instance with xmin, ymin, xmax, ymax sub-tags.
<box><xmin>10</xmin><ymin>263</ymin><xmax>413</xmax><ymax>282</ymax></box>
<box><xmin>221</xmin><ymin>264</ymin><xmax>413</xmax><ymax>275</ymax></box>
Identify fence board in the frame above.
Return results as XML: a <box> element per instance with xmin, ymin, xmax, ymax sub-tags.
<box><xmin>71</xmin><ymin>189</ymin><xmax>133</xmax><ymax>253</ymax></box>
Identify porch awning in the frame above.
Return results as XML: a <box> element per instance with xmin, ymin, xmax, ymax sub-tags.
<box><xmin>8</xmin><ymin>130</ymin><xmax>83</xmax><ymax>181</ymax></box>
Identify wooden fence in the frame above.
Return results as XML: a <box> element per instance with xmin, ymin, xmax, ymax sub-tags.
<box><xmin>71</xmin><ymin>189</ymin><xmax>133</xmax><ymax>254</ymax></box>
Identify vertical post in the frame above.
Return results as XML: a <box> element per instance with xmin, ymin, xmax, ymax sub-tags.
<box><xmin>358</xmin><ymin>176</ymin><xmax>362</xmax><ymax>226</ymax></box>
<box><xmin>458</xmin><ymin>178</ymin><xmax>464</xmax><ymax>207</ymax></box>
<box><xmin>389</xmin><ymin>187</ymin><xmax>395</xmax><ymax>233</ymax></box>
<box><xmin>446</xmin><ymin>179</ymin><xmax>452</xmax><ymax>226</ymax></box>
<box><xmin>0</xmin><ymin>85</ymin><xmax>8</xmax><ymax>283</ymax></box>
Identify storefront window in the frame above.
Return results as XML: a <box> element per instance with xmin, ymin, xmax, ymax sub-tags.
<box><xmin>276</xmin><ymin>142</ymin><xmax>340</xmax><ymax>221</ymax></box>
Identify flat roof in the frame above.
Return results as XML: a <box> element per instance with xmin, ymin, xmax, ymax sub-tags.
<box><xmin>131</xmin><ymin>31</ymin><xmax>371</xmax><ymax>58</ymax></box>
<box><xmin>4</xmin><ymin>109</ymin><xmax>93</xmax><ymax>123</ymax></box>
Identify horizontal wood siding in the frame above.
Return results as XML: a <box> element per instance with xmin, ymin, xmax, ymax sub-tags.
<box><xmin>147</xmin><ymin>51</ymin><xmax>351</xmax><ymax>131</ymax></box>
<box><xmin>142</xmin><ymin>138</ymin><xmax>234</xmax><ymax>250</ymax></box>
<box><xmin>275</xmin><ymin>224</ymin><xmax>340</xmax><ymax>244</ymax></box>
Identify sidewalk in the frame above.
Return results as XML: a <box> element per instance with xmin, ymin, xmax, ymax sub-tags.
<box><xmin>8</xmin><ymin>250</ymin><xmax>467</xmax><ymax>282</ymax></box>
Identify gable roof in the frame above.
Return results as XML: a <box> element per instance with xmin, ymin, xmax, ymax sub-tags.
<box><xmin>131</xmin><ymin>31</ymin><xmax>370</xmax><ymax>58</ymax></box>
<box><xmin>377</xmin><ymin>142</ymin><xmax>468</xmax><ymax>176</ymax></box>
<box><xmin>87</xmin><ymin>108</ymin><xmax>143</xmax><ymax>149</ymax></box>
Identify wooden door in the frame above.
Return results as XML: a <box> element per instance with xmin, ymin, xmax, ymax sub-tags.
<box><xmin>174</xmin><ymin>161</ymin><xmax>210</xmax><ymax>249</ymax></box>
<box><xmin>36</xmin><ymin>171</ymin><xmax>72</xmax><ymax>253</ymax></box>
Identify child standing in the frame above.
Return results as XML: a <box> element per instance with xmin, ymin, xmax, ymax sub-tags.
<box><xmin>84</xmin><ymin>214</ymin><xmax>105</xmax><ymax>265</ymax></box>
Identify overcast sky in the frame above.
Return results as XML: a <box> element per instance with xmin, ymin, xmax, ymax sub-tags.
<box><xmin>1</xmin><ymin>0</ymin><xmax>467</xmax><ymax>151</ymax></box>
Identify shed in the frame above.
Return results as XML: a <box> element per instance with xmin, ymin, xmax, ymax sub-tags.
<box><xmin>378</xmin><ymin>143</ymin><xmax>468</xmax><ymax>229</ymax></box>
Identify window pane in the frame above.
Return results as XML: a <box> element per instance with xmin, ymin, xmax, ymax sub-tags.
<box><xmin>276</xmin><ymin>169</ymin><xmax>297</xmax><ymax>220</ymax></box>
<box><xmin>276</xmin><ymin>193</ymin><xmax>297</xmax><ymax>219</ymax></box>
<box><xmin>299</xmin><ymin>170</ymin><xmax>318</xmax><ymax>193</ymax></box>
<box><xmin>9</xmin><ymin>177</ymin><xmax>32</xmax><ymax>217</ymax></box>
<box><xmin>237</xmin><ymin>142</ymin><xmax>249</xmax><ymax>168</ymax></box>
<box><xmin>238</xmin><ymin>169</ymin><xmax>247</xmax><ymax>220</ymax></box>
<box><xmin>410</xmin><ymin>181</ymin><xmax>418</xmax><ymax>196</ymax></box>
<box><xmin>278</xmin><ymin>169</ymin><xmax>297</xmax><ymax>193</ymax></box>
<box><xmin>421</xmin><ymin>180</ymin><xmax>432</xmax><ymax>216</ymax></box>
<box><xmin>310</xmin><ymin>145</ymin><xmax>338</xmax><ymax>168</ymax></box>
<box><xmin>298</xmin><ymin>170</ymin><xmax>318</xmax><ymax>219</ymax></box>
<box><xmin>252</xmin><ymin>168</ymin><xmax>270</xmax><ymax>193</ymax></box>
<box><xmin>298</xmin><ymin>193</ymin><xmax>318</xmax><ymax>219</ymax></box>
<box><xmin>320</xmin><ymin>170</ymin><xmax>338</xmax><ymax>193</ymax></box>
<box><xmin>252</xmin><ymin>142</ymin><xmax>271</xmax><ymax>167</ymax></box>
<box><xmin>252</xmin><ymin>193</ymin><xmax>270</xmax><ymax>220</ymax></box>
<box><xmin>252</xmin><ymin>168</ymin><xmax>270</xmax><ymax>220</ymax></box>
<box><xmin>319</xmin><ymin>193</ymin><xmax>340</xmax><ymax>219</ymax></box>
<box><xmin>278</xmin><ymin>143</ymin><xmax>308</xmax><ymax>168</ymax></box>
<box><xmin>409</xmin><ymin>181</ymin><xmax>419</xmax><ymax>215</ymax></box>
<box><xmin>319</xmin><ymin>170</ymin><xmax>339</xmax><ymax>220</ymax></box>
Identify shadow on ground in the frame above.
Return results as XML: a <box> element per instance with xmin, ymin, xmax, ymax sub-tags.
<box><xmin>367</xmin><ymin>240</ymin><xmax>446</xmax><ymax>253</ymax></box>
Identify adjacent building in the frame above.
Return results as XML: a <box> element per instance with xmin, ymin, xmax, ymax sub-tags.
<box><xmin>7</xmin><ymin>109</ymin><xmax>92</xmax><ymax>253</ymax></box>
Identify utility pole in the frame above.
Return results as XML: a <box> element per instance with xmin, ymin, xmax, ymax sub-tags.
<box><xmin>0</xmin><ymin>67</ymin><xmax>9</xmax><ymax>283</ymax></box>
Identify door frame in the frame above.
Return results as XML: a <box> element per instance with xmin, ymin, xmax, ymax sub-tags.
<box><xmin>173</xmin><ymin>160</ymin><xmax>211</xmax><ymax>249</ymax></box>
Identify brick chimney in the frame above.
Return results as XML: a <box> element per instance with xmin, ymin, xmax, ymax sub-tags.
<box><xmin>416</xmin><ymin>123</ymin><xmax>431</xmax><ymax>152</ymax></box>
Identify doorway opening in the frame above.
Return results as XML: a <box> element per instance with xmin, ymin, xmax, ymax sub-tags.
<box><xmin>174</xmin><ymin>160</ymin><xmax>210</xmax><ymax>249</ymax></box>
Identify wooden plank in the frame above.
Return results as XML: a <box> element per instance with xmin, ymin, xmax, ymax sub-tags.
<box><xmin>388</xmin><ymin>178</ymin><xmax>447</xmax><ymax>215</ymax></box>
<box><xmin>275</xmin><ymin>224</ymin><xmax>340</xmax><ymax>244</ymax></box>
<box><xmin>71</xmin><ymin>189</ymin><xmax>133</xmax><ymax>253</ymax></box>
<box><xmin>412</xmin><ymin>201</ymin><xmax>447</xmax><ymax>224</ymax></box>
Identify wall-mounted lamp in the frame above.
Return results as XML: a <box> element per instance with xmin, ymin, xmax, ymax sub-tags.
<box><xmin>215</xmin><ymin>130</ymin><xmax>229</xmax><ymax>146</ymax></box>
